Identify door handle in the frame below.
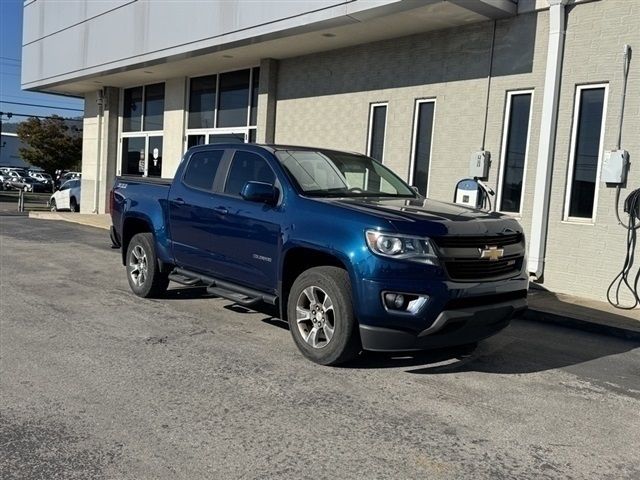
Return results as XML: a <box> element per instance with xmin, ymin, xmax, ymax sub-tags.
<box><xmin>174</xmin><ymin>198</ymin><xmax>185</xmax><ymax>206</ymax></box>
<box><xmin>213</xmin><ymin>206</ymin><xmax>228</xmax><ymax>215</ymax></box>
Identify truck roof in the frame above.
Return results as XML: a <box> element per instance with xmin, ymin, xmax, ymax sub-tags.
<box><xmin>186</xmin><ymin>143</ymin><xmax>363</xmax><ymax>157</ymax></box>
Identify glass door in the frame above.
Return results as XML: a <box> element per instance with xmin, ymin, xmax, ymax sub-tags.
<box><xmin>120</xmin><ymin>134</ymin><xmax>163</xmax><ymax>177</ymax></box>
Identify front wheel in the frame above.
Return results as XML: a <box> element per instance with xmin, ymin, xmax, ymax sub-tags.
<box><xmin>287</xmin><ymin>266</ymin><xmax>361</xmax><ymax>365</ymax></box>
<box><xmin>126</xmin><ymin>233</ymin><xmax>169</xmax><ymax>298</ymax></box>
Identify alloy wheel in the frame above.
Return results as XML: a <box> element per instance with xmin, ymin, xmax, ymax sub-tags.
<box><xmin>129</xmin><ymin>245</ymin><xmax>148</xmax><ymax>287</ymax></box>
<box><xmin>296</xmin><ymin>285</ymin><xmax>335</xmax><ymax>349</ymax></box>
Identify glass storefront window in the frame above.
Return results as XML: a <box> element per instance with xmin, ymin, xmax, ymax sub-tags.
<box><xmin>411</xmin><ymin>100</ymin><xmax>435</xmax><ymax>196</ymax></box>
<box><xmin>186</xmin><ymin>67</ymin><xmax>259</xmax><ymax>151</ymax></box>
<box><xmin>566</xmin><ymin>86</ymin><xmax>606</xmax><ymax>220</ymax></box>
<box><xmin>144</xmin><ymin>83</ymin><xmax>165</xmax><ymax>131</ymax></box>
<box><xmin>188</xmin><ymin>75</ymin><xmax>216</xmax><ymax>129</ymax></box>
<box><xmin>499</xmin><ymin>92</ymin><xmax>532</xmax><ymax>214</ymax></box>
<box><xmin>120</xmin><ymin>83</ymin><xmax>165</xmax><ymax>177</ymax></box>
<box><xmin>187</xmin><ymin>134</ymin><xmax>206</xmax><ymax>149</ymax></box>
<box><xmin>147</xmin><ymin>136</ymin><xmax>163</xmax><ymax>177</ymax></box>
<box><xmin>217</xmin><ymin>69</ymin><xmax>251</xmax><ymax>128</ymax></box>
<box><xmin>121</xmin><ymin>137</ymin><xmax>146</xmax><ymax>176</ymax></box>
<box><xmin>250</xmin><ymin>67</ymin><xmax>259</xmax><ymax>126</ymax></box>
<box><xmin>123</xmin><ymin>87</ymin><xmax>143</xmax><ymax>132</ymax></box>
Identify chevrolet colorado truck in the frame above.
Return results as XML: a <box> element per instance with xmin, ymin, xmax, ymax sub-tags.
<box><xmin>110</xmin><ymin>144</ymin><xmax>528</xmax><ymax>365</ymax></box>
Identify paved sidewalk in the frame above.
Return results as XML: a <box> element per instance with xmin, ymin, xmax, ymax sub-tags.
<box><xmin>28</xmin><ymin>211</ymin><xmax>111</xmax><ymax>230</ymax></box>
<box><xmin>526</xmin><ymin>288</ymin><xmax>640</xmax><ymax>341</ymax></box>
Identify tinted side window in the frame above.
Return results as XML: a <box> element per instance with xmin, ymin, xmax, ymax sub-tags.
<box><xmin>183</xmin><ymin>150</ymin><xmax>224</xmax><ymax>191</ymax></box>
<box><xmin>224</xmin><ymin>151</ymin><xmax>275</xmax><ymax>196</ymax></box>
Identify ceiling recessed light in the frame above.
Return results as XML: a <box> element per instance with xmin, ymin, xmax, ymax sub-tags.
<box><xmin>223</xmin><ymin>54</ymin><xmax>234</xmax><ymax>59</ymax></box>
<box><xmin>322</xmin><ymin>33</ymin><xmax>336</xmax><ymax>38</ymax></box>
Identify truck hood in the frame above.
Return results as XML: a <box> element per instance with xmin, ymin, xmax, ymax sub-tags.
<box><xmin>325</xmin><ymin>197</ymin><xmax>523</xmax><ymax>237</ymax></box>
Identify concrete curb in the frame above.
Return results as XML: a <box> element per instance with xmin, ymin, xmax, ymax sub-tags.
<box><xmin>28</xmin><ymin>211</ymin><xmax>111</xmax><ymax>230</ymax></box>
<box><xmin>524</xmin><ymin>308</ymin><xmax>640</xmax><ymax>342</ymax></box>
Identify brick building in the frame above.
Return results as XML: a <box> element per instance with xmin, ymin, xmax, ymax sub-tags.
<box><xmin>21</xmin><ymin>0</ymin><xmax>639</xmax><ymax>302</ymax></box>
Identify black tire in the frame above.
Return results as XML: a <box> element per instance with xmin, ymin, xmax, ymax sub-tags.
<box><xmin>50</xmin><ymin>199</ymin><xmax>57</xmax><ymax>212</ymax></box>
<box><xmin>126</xmin><ymin>233</ymin><xmax>169</xmax><ymax>298</ymax></box>
<box><xmin>70</xmin><ymin>197</ymin><xmax>78</xmax><ymax>212</ymax></box>
<box><xmin>287</xmin><ymin>266</ymin><xmax>361</xmax><ymax>366</ymax></box>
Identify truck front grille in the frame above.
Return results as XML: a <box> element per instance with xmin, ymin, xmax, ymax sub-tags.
<box><xmin>444</xmin><ymin>256</ymin><xmax>523</xmax><ymax>281</ymax></box>
<box><xmin>433</xmin><ymin>233</ymin><xmax>522</xmax><ymax>249</ymax></box>
<box><xmin>433</xmin><ymin>233</ymin><xmax>525</xmax><ymax>281</ymax></box>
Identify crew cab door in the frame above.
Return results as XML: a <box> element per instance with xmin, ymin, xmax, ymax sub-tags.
<box><xmin>211</xmin><ymin>150</ymin><xmax>282</xmax><ymax>292</ymax></box>
<box><xmin>168</xmin><ymin>148</ymin><xmax>229</xmax><ymax>273</ymax></box>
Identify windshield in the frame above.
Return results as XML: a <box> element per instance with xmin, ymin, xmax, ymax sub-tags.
<box><xmin>275</xmin><ymin>150</ymin><xmax>416</xmax><ymax>198</ymax></box>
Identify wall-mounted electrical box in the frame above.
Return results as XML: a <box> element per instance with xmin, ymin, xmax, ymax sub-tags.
<box><xmin>602</xmin><ymin>149</ymin><xmax>629</xmax><ymax>184</ymax></box>
<box><xmin>469</xmin><ymin>151</ymin><xmax>490</xmax><ymax>178</ymax></box>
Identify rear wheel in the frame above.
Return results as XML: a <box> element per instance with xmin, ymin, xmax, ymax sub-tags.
<box><xmin>126</xmin><ymin>233</ymin><xmax>169</xmax><ymax>298</ymax></box>
<box><xmin>287</xmin><ymin>266</ymin><xmax>361</xmax><ymax>365</ymax></box>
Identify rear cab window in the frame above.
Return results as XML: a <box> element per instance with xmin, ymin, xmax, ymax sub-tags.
<box><xmin>182</xmin><ymin>150</ymin><xmax>225</xmax><ymax>191</ymax></box>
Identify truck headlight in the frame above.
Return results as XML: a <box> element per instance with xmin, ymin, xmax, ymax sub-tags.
<box><xmin>365</xmin><ymin>230</ymin><xmax>439</xmax><ymax>265</ymax></box>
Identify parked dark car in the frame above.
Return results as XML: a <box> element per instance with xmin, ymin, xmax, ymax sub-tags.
<box><xmin>6</xmin><ymin>176</ymin><xmax>50</xmax><ymax>192</ymax></box>
<box><xmin>110</xmin><ymin>144</ymin><xmax>528</xmax><ymax>365</ymax></box>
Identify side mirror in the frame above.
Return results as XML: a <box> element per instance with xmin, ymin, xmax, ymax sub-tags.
<box><xmin>241</xmin><ymin>181</ymin><xmax>278</xmax><ymax>205</ymax></box>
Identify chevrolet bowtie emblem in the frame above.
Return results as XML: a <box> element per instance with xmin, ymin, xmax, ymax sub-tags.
<box><xmin>479</xmin><ymin>245</ymin><xmax>504</xmax><ymax>261</ymax></box>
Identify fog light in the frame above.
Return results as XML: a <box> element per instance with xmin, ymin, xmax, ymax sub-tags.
<box><xmin>382</xmin><ymin>292</ymin><xmax>429</xmax><ymax>314</ymax></box>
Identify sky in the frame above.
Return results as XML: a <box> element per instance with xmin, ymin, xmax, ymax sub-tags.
<box><xmin>0</xmin><ymin>0</ymin><xmax>85</xmax><ymax>125</ymax></box>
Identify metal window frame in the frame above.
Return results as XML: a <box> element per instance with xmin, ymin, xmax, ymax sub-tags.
<box><xmin>117</xmin><ymin>82</ymin><xmax>166</xmax><ymax>176</ymax></box>
<box><xmin>563</xmin><ymin>83</ymin><xmax>609</xmax><ymax>223</ymax></box>
<box><xmin>408</xmin><ymin>98</ymin><xmax>436</xmax><ymax>195</ymax></box>
<box><xmin>366</xmin><ymin>102</ymin><xmax>388</xmax><ymax>164</ymax></box>
<box><xmin>496</xmin><ymin>89</ymin><xmax>534</xmax><ymax>216</ymax></box>
<box><xmin>184</xmin><ymin>66</ymin><xmax>259</xmax><ymax>153</ymax></box>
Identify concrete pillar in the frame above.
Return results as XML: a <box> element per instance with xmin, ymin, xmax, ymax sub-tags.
<box><xmin>80</xmin><ymin>87</ymin><xmax>119</xmax><ymax>214</ymax></box>
<box><xmin>162</xmin><ymin>77</ymin><xmax>187</xmax><ymax>178</ymax></box>
<box><xmin>256</xmin><ymin>58</ymin><xmax>278</xmax><ymax>143</ymax></box>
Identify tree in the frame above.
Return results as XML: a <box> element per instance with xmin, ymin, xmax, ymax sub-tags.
<box><xmin>16</xmin><ymin>116</ymin><xmax>82</xmax><ymax>173</ymax></box>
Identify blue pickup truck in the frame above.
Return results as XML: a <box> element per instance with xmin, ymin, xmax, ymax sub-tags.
<box><xmin>110</xmin><ymin>144</ymin><xmax>527</xmax><ymax>365</ymax></box>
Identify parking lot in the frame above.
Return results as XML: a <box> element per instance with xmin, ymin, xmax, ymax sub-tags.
<box><xmin>1</xmin><ymin>216</ymin><xmax>639</xmax><ymax>479</ymax></box>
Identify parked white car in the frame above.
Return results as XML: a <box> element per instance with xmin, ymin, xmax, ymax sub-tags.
<box><xmin>49</xmin><ymin>179</ymin><xmax>81</xmax><ymax>212</ymax></box>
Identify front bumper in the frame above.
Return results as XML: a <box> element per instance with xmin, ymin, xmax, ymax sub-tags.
<box><xmin>353</xmin><ymin>264</ymin><xmax>529</xmax><ymax>351</ymax></box>
<box><xmin>359</xmin><ymin>297</ymin><xmax>526</xmax><ymax>351</ymax></box>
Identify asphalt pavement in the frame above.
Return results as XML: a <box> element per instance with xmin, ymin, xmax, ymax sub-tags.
<box><xmin>1</xmin><ymin>216</ymin><xmax>639</xmax><ymax>479</ymax></box>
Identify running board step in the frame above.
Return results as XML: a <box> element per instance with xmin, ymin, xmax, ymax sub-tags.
<box><xmin>206</xmin><ymin>287</ymin><xmax>260</xmax><ymax>306</ymax></box>
<box><xmin>168</xmin><ymin>272</ymin><xmax>202</xmax><ymax>286</ymax></box>
<box><xmin>171</xmin><ymin>267</ymin><xmax>278</xmax><ymax>306</ymax></box>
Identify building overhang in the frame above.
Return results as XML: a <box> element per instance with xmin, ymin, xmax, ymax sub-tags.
<box><xmin>22</xmin><ymin>0</ymin><xmax>516</xmax><ymax>95</ymax></box>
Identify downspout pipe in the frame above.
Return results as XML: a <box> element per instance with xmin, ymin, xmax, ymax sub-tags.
<box><xmin>528</xmin><ymin>0</ymin><xmax>568</xmax><ymax>279</ymax></box>
<box><xmin>92</xmin><ymin>89</ymin><xmax>104</xmax><ymax>214</ymax></box>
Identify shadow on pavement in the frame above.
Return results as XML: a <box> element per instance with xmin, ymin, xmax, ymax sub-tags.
<box><xmin>347</xmin><ymin>319</ymin><xmax>639</xmax><ymax>374</ymax></box>
<box><xmin>160</xmin><ymin>288</ymin><xmax>639</xmax><ymax>375</ymax></box>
